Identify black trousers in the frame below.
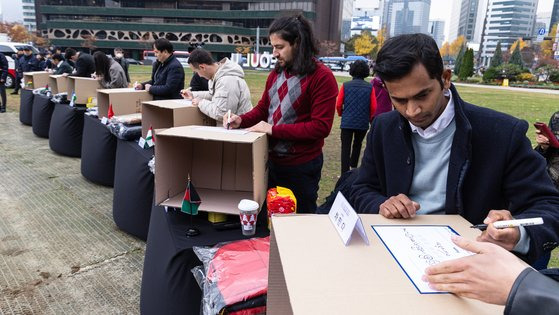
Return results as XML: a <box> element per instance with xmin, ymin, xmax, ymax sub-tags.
<box><xmin>340</xmin><ymin>128</ymin><xmax>367</xmax><ymax>174</ymax></box>
<box><xmin>268</xmin><ymin>154</ymin><xmax>323</xmax><ymax>214</ymax></box>
<box><xmin>0</xmin><ymin>84</ymin><xmax>6</xmax><ymax>110</ymax></box>
<box><xmin>13</xmin><ymin>73</ymin><xmax>21</xmax><ymax>93</ymax></box>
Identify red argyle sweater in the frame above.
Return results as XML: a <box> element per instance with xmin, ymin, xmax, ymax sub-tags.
<box><xmin>240</xmin><ymin>61</ymin><xmax>338</xmax><ymax>166</ymax></box>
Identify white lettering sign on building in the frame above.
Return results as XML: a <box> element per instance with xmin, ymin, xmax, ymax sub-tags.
<box><xmin>231</xmin><ymin>52</ymin><xmax>277</xmax><ymax>69</ymax></box>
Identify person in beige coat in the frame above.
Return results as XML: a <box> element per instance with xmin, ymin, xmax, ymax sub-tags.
<box><xmin>181</xmin><ymin>49</ymin><xmax>252</xmax><ymax>123</ymax></box>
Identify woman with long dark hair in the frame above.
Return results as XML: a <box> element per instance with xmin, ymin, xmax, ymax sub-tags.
<box><xmin>93</xmin><ymin>51</ymin><xmax>127</xmax><ymax>89</ymax></box>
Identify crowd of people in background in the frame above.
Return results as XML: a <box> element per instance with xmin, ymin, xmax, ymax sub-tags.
<box><xmin>0</xmin><ymin>13</ymin><xmax>557</xmax><ymax>311</ymax></box>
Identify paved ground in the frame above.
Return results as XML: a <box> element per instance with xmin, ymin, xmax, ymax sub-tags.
<box><xmin>0</xmin><ymin>111</ymin><xmax>144</xmax><ymax>314</ymax></box>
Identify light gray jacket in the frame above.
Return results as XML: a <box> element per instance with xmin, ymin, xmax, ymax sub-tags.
<box><xmin>100</xmin><ymin>59</ymin><xmax>128</xmax><ymax>89</ymax></box>
<box><xmin>192</xmin><ymin>58</ymin><xmax>252</xmax><ymax>122</ymax></box>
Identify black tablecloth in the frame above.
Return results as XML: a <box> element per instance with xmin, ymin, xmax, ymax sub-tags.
<box><xmin>80</xmin><ymin>115</ymin><xmax>117</xmax><ymax>187</ymax></box>
<box><xmin>31</xmin><ymin>94</ymin><xmax>54</xmax><ymax>138</ymax></box>
<box><xmin>140</xmin><ymin>204</ymin><xmax>269</xmax><ymax>315</ymax></box>
<box><xmin>48</xmin><ymin>103</ymin><xmax>86</xmax><ymax>157</ymax></box>
<box><xmin>19</xmin><ymin>89</ymin><xmax>34</xmax><ymax>126</ymax></box>
<box><xmin>113</xmin><ymin>139</ymin><xmax>154</xmax><ymax>241</ymax></box>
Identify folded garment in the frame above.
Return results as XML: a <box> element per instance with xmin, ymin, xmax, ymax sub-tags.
<box><xmin>193</xmin><ymin>237</ymin><xmax>270</xmax><ymax>315</ymax></box>
<box><xmin>108</xmin><ymin>122</ymin><xmax>142</xmax><ymax>141</ymax></box>
<box><xmin>111</xmin><ymin>113</ymin><xmax>142</xmax><ymax>125</ymax></box>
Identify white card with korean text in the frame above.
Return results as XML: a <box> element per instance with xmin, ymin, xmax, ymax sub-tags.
<box><xmin>328</xmin><ymin>192</ymin><xmax>369</xmax><ymax>246</ymax></box>
<box><xmin>371</xmin><ymin>225</ymin><xmax>474</xmax><ymax>294</ymax></box>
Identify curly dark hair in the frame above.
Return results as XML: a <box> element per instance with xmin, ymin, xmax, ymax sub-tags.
<box><xmin>349</xmin><ymin>60</ymin><xmax>370</xmax><ymax>79</ymax></box>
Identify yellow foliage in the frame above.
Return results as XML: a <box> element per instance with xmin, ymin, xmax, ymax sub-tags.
<box><xmin>509</xmin><ymin>38</ymin><xmax>527</xmax><ymax>53</ymax></box>
<box><xmin>376</xmin><ymin>28</ymin><xmax>386</xmax><ymax>49</ymax></box>
<box><xmin>541</xmin><ymin>24</ymin><xmax>557</xmax><ymax>58</ymax></box>
<box><xmin>440</xmin><ymin>41</ymin><xmax>451</xmax><ymax>57</ymax></box>
<box><xmin>354</xmin><ymin>31</ymin><xmax>375</xmax><ymax>56</ymax></box>
<box><xmin>450</xmin><ymin>35</ymin><xmax>466</xmax><ymax>57</ymax></box>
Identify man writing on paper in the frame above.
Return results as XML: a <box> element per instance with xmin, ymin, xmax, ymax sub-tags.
<box><xmin>424</xmin><ymin>235</ymin><xmax>559</xmax><ymax>314</ymax></box>
<box><xmin>181</xmin><ymin>48</ymin><xmax>252</xmax><ymax>124</ymax></box>
<box><xmin>350</xmin><ymin>33</ymin><xmax>559</xmax><ymax>264</ymax></box>
<box><xmin>134</xmin><ymin>38</ymin><xmax>185</xmax><ymax>100</ymax></box>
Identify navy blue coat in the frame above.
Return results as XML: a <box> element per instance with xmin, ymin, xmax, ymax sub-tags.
<box><xmin>20</xmin><ymin>54</ymin><xmax>40</xmax><ymax>72</ymax></box>
<box><xmin>341</xmin><ymin>79</ymin><xmax>373</xmax><ymax>130</ymax></box>
<box><xmin>0</xmin><ymin>53</ymin><xmax>8</xmax><ymax>82</ymax></box>
<box><xmin>351</xmin><ymin>84</ymin><xmax>559</xmax><ymax>263</ymax></box>
<box><xmin>143</xmin><ymin>54</ymin><xmax>185</xmax><ymax>100</ymax></box>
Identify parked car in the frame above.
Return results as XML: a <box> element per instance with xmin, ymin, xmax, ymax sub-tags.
<box><xmin>125</xmin><ymin>58</ymin><xmax>142</xmax><ymax>65</ymax></box>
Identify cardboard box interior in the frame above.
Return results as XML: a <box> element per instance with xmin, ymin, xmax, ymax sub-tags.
<box><xmin>97</xmin><ymin>88</ymin><xmax>152</xmax><ymax>118</ymax></box>
<box><xmin>48</xmin><ymin>75</ymin><xmax>68</xmax><ymax>94</ymax></box>
<box><xmin>141</xmin><ymin>99</ymin><xmax>215</xmax><ymax>138</ymax></box>
<box><xmin>23</xmin><ymin>71</ymin><xmax>50</xmax><ymax>90</ymax></box>
<box><xmin>68</xmin><ymin>76</ymin><xmax>101</xmax><ymax>105</ymax></box>
<box><xmin>155</xmin><ymin>126</ymin><xmax>267</xmax><ymax>215</ymax></box>
<box><xmin>267</xmin><ymin>214</ymin><xmax>504</xmax><ymax>315</ymax></box>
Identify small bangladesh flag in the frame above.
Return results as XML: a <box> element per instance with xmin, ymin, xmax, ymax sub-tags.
<box><xmin>108</xmin><ymin>103</ymin><xmax>115</xmax><ymax>119</ymax></box>
<box><xmin>42</xmin><ymin>84</ymin><xmax>50</xmax><ymax>92</ymax></box>
<box><xmin>181</xmin><ymin>176</ymin><xmax>201</xmax><ymax>215</ymax></box>
<box><xmin>69</xmin><ymin>92</ymin><xmax>77</xmax><ymax>107</ymax></box>
<box><xmin>145</xmin><ymin>126</ymin><xmax>155</xmax><ymax>148</ymax></box>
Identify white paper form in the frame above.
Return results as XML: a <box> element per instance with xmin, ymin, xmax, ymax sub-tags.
<box><xmin>371</xmin><ymin>225</ymin><xmax>473</xmax><ymax>294</ymax></box>
<box><xmin>193</xmin><ymin>126</ymin><xmax>249</xmax><ymax>135</ymax></box>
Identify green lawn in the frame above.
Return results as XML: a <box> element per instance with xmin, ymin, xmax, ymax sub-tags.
<box><xmin>6</xmin><ymin>65</ymin><xmax>557</xmax><ymax>267</ymax></box>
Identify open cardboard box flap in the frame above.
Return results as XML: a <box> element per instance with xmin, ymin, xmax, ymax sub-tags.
<box><xmin>267</xmin><ymin>214</ymin><xmax>504</xmax><ymax>315</ymax></box>
<box><xmin>68</xmin><ymin>76</ymin><xmax>101</xmax><ymax>104</ymax></box>
<box><xmin>158</xmin><ymin>125</ymin><xmax>264</xmax><ymax>143</ymax></box>
<box><xmin>141</xmin><ymin>99</ymin><xmax>214</xmax><ymax>138</ymax></box>
<box><xmin>23</xmin><ymin>71</ymin><xmax>50</xmax><ymax>89</ymax></box>
<box><xmin>48</xmin><ymin>75</ymin><xmax>68</xmax><ymax>94</ymax></box>
<box><xmin>97</xmin><ymin>88</ymin><xmax>152</xmax><ymax>118</ymax></box>
<box><xmin>155</xmin><ymin>125</ymin><xmax>268</xmax><ymax>215</ymax></box>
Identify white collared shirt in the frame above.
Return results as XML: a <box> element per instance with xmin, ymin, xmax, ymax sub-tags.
<box><xmin>409</xmin><ymin>90</ymin><xmax>455</xmax><ymax>139</ymax></box>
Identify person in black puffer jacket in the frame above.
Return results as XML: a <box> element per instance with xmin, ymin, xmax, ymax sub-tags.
<box><xmin>135</xmin><ymin>38</ymin><xmax>185</xmax><ymax>100</ymax></box>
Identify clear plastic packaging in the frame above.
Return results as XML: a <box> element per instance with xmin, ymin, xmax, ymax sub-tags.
<box><xmin>107</xmin><ymin>122</ymin><xmax>142</xmax><ymax>140</ymax></box>
<box><xmin>192</xmin><ymin>237</ymin><xmax>270</xmax><ymax>315</ymax></box>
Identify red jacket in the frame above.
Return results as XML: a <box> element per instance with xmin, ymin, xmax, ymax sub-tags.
<box><xmin>240</xmin><ymin>61</ymin><xmax>338</xmax><ymax>165</ymax></box>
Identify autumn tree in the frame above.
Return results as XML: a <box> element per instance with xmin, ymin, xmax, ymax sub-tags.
<box><xmin>81</xmin><ymin>35</ymin><xmax>97</xmax><ymax>54</ymax></box>
<box><xmin>354</xmin><ymin>31</ymin><xmax>375</xmax><ymax>56</ymax></box>
<box><xmin>450</xmin><ymin>35</ymin><xmax>466</xmax><ymax>57</ymax></box>
<box><xmin>235</xmin><ymin>45</ymin><xmax>251</xmax><ymax>54</ymax></box>
<box><xmin>509</xmin><ymin>38</ymin><xmax>527</xmax><ymax>54</ymax></box>
<box><xmin>541</xmin><ymin>24</ymin><xmax>557</xmax><ymax>58</ymax></box>
<box><xmin>440</xmin><ymin>41</ymin><xmax>451</xmax><ymax>61</ymax></box>
<box><xmin>319</xmin><ymin>40</ymin><xmax>339</xmax><ymax>56</ymax></box>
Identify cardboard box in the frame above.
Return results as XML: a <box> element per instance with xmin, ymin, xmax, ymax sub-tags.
<box><xmin>23</xmin><ymin>71</ymin><xmax>50</xmax><ymax>90</ymax></box>
<box><xmin>97</xmin><ymin>88</ymin><xmax>153</xmax><ymax>118</ymax></box>
<box><xmin>141</xmin><ymin>99</ymin><xmax>215</xmax><ymax>138</ymax></box>
<box><xmin>268</xmin><ymin>214</ymin><xmax>504</xmax><ymax>315</ymax></box>
<box><xmin>48</xmin><ymin>75</ymin><xmax>68</xmax><ymax>94</ymax></box>
<box><xmin>67</xmin><ymin>76</ymin><xmax>101</xmax><ymax>105</ymax></box>
<box><xmin>155</xmin><ymin>125</ymin><xmax>268</xmax><ymax>215</ymax></box>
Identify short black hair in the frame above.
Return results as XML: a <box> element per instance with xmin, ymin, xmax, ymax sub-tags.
<box><xmin>269</xmin><ymin>14</ymin><xmax>318</xmax><ymax>75</ymax></box>
<box><xmin>52</xmin><ymin>54</ymin><xmax>64</xmax><ymax>61</ymax></box>
<box><xmin>349</xmin><ymin>60</ymin><xmax>370</xmax><ymax>79</ymax></box>
<box><xmin>187</xmin><ymin>48</ymin><xmax>215</xmax><ymax>68</ymax></box>
<box><xmin>23</xmin><ymin>46</ymin><xmax>32</xmax><ymax>51</ymax></box>
<box><xmin>374</xmin><ymin>33</ymin><xmax>444</xmax><ymax>87</ymax></box>
<box><xmin>114</xmin><ymin>47</ymin><xmax>123</xmax><ymax>53</ymax></box>
<box><xmin>65</xmin><ymin>48</ymin><xmax>77</xmax><ymax>60</ymax></box>
<box><xmin>153</xmin><ymin>38</ymin><xmax>173</xmax><ymax>54</ymax></box>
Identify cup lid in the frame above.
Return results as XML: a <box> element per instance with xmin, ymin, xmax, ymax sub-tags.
<box><xmin>238</xmin><ymin>199</ymin><xmax>259</xmax><ymax>211</ymax></box>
